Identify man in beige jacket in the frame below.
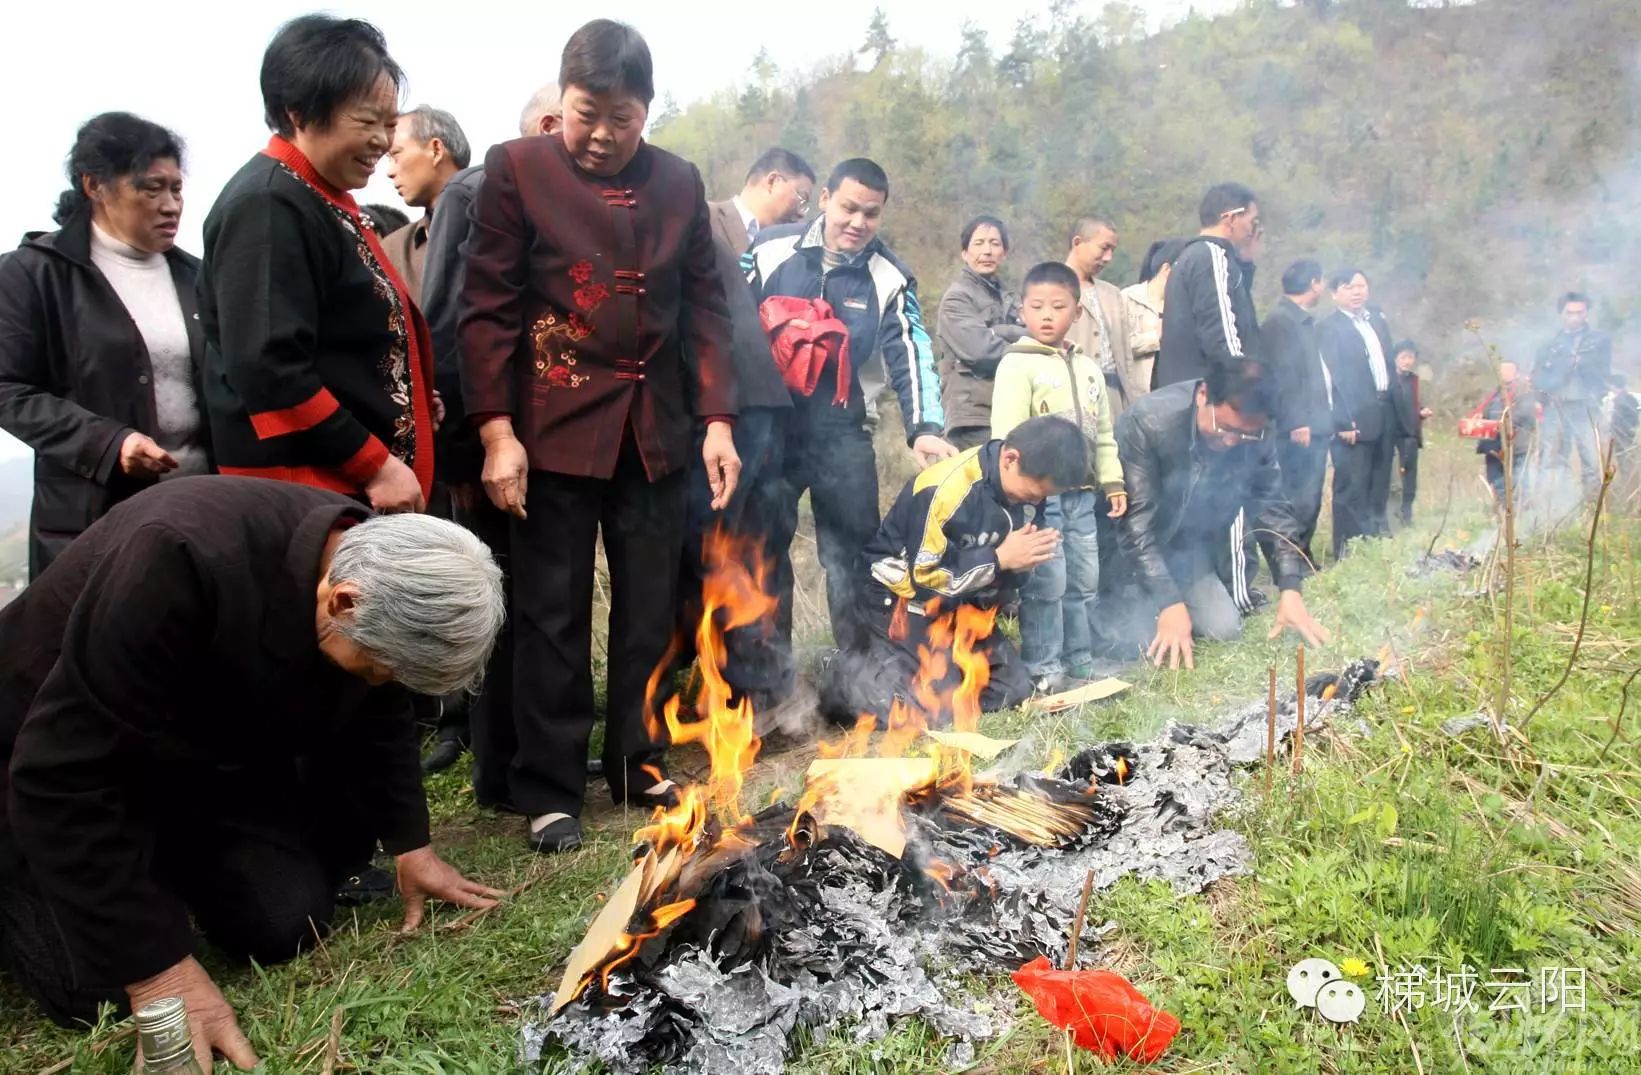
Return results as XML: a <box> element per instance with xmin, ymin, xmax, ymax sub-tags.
<box><xmin>1065</xmin><ymin>217</ymin><xmax>1146</xmax><ymax>420</ymax></box>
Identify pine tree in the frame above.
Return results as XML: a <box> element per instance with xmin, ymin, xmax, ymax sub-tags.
<box><xmin>861</xmin><ymin>7</ymin><xmax>896</xmax><ymax>68</ymax></box>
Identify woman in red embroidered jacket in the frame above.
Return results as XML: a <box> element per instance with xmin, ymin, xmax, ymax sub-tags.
<box><xmin>460</xmin><ymin>20</ymin><xmax>739</xmax><ymax>853</ymax></box>
<box><xmin>199</xmin><ymin>16</ymin><xmax>436</xmax><ymax>514</ymax></box>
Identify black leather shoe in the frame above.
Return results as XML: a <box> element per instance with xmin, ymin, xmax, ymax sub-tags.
<box><xmin>421</xmin><ymin>738</ymin><xmax>465</xmax><ymax>775</ymax></box>
<box><xmin>525</xmin><ymin>816</ymin><xmax>583</xmax><ymax>854</ymax></box>
<box><xmin>622</xmin><ymin>779</ymin><xmax>682</xmax><ymax>811</ymax></box>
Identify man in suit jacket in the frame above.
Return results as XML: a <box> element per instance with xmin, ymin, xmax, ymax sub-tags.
<box><xmin>677</xmin><ymin>147</ymin><xmax>815</xmax><ymax>730</ymax></box>
<box><xmin>1319</xmin><ymin>267</ymin><xmax>1397</xmax><ymax>557</ymax></box>
<box><xmin>1262</xmin><ymin>259</ymin><xmax>1332</xmax><ymax>565</ymax></box>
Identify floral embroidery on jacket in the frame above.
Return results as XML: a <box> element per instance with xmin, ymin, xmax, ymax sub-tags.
<box><xmin>277</xmin><ymin>163</ymin><xmax>417</xmax><ymax>467</ymax></box>
<box><xmin>531</xmin><ymin>311</ymin><xmax>591</xmax><ymax>389</ymax></box>
<box><xmin>573</xmin><ymin>282</ymin><xmax>610</xmax><ymax>313</ymax></box>
<box><xmin>569</xmin><ymin>260</ymin><xmax>595</xmax><ymax>286</ymax></box>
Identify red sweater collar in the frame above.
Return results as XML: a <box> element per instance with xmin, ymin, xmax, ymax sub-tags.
<box><xmin>262</xmin><ymin>135</ymin><xmax>359</xmax><ymax>216</ymax></box>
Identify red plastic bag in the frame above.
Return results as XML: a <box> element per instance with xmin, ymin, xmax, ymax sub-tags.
<box><xmin>1011</xmin><ymin>956</ymin><xmax>1181</xmax><ymax>1063</ymax></box>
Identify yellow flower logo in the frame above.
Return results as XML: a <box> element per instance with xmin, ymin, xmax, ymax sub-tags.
<box><xmin>1340</xmin><ymin>957</ymin><xmax>1370</xmax><ymax>978</ymax></box>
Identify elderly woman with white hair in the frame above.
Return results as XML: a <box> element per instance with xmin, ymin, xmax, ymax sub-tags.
<box><xmin>0</xmin><ymin>476</ymin><xmax>504</xmax><ymax>1068</ymax></box>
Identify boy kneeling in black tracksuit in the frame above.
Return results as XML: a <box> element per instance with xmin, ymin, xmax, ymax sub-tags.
<box><xmin>818</xmin><ymin>416</ymin><xmax>1088</xmax><ymax>726</ymax></box>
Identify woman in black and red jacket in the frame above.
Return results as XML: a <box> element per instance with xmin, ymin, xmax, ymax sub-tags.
<box><xmin>198</xmin><ymin>15</ymin><xmax>435</xmax><ymax>514</ymax></box>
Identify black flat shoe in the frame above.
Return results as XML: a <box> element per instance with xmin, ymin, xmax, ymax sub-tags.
<box><xmin>622</xmin><ymin>779</ymin><xmax>681</xmax><ymax>811</ymax></box>
<box><xmin>525</xmin><ymin>816</ymin><xmax>583</xmax><ymax>854</ymax></box>
<box><xmin>587</xmin><ymin>758</ymin><xmax>605</xmax><ymax>777</ymax></box>
<box><xmin>421</xmin><ymin>738</ymin><xmax>465</xmax><ymax>775</ymax></box>
<box><xmin>335</xmin><ymin>865</ymin><xmax>395</xmax><ymax>906</ymax></box>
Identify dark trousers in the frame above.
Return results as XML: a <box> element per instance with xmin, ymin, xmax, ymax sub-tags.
<box><xmin>1484</xmin><ymin>451</ymin><xmax>1528</xmax><ymax>507</ymax></box>
<box><xmin>817</xmin><ymin>589</ymin><xmax>1031</xmax><ymax>725</ymax></box>
<box><xmin>944</xmin><ymin>425</ymin><xmax>991</xmax><ymax>451</ymax></box>
<box><xmin>509</xmin><ymin>444</ymin><xmax>687</xmax><ymax>816</ymax></box>
<box><xmin>1278</xmin><ymin>438</ymin><xmax>1330</xmax><ymax>565</ymax></box>
<box><xmin>675</xmin><ymin>406</ymin><xmax>793</xmax><ymax>706</ymax></box>
<box><xmin>1331</xmin><ymin>428</ymin><xmax>1394</xmax><ymax>558</ymax></box>
<box><xmin>0</xmin><ymin>759</ymin><xmax>370</xmax><ymax>1027</ymax></box>
<box><xmin>456</xmin><ymin>491</ymin><xmax>517</xmax><ymax>806</ymax></box>
<box><xmin>771</xmin><ymin>392</ymin><xmax>879</xmax><ymax>653</ymax></box>
<box><xmin>1366</xmin><ymin>399</ymin><xmax>1398</xmax><ymax>534</ymax></box>
<box><xmin>1394</xmin><ymin>437</ymin><xmax>1421</xmax><ymax>524</ymax></box>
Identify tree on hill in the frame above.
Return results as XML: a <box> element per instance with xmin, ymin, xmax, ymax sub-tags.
<box><xmin>861</xmin><ymin>8</ymin><xmax>896</xmax><ymax>68</ymax></box>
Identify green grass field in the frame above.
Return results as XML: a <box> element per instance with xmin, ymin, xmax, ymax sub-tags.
<box><xmin>4</xmin><ymin>433</ymin><xmax>1639</xmax><ymax>1073</ymax></box>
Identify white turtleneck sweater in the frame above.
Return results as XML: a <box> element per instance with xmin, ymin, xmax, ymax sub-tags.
<box><xmin>89</xmin><ymin>223</ymin><xmax>209</xmax><ymax>477</ymax></box>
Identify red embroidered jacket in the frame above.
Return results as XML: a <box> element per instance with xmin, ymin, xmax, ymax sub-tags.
<box><xmin>459</xmin><ymin>137</ymin><xmax>736</xmax><ymax>480</ymax></box>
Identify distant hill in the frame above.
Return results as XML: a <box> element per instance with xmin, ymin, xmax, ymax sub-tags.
<box><xmin>0</xmin><ymin>456</ymin><xmax>29</xmax><ymax>533</ymax></box>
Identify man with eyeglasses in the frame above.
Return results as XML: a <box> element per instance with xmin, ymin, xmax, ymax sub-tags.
<box><xmin>1115</xmin><ymin>360</ymin><xmax>1331</xmax><ymax>670</ymax></box>
<box><xmin>1319</xmin><ymin>267</ymin><xmax>1398</xmax><ymax>557</ymax></box>
<box><xmin>665</xmin><ymin>148</ymin><xmax>817</xmax><ymax>733</ymax></box>
<box><xmin>1152</xmin><ymin>182</ymin><xmax>1265</xmax><ymax>390</ymax></box>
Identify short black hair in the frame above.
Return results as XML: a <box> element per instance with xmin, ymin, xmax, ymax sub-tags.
<box><xmin>1021</xmin><ymin>261</ymin><xmax>1081</xmax><ymax>300</ymax></box>
<box><xmin>261</xmin><ymin>15</ymin><xmax>404</xmax><ymax>137</ymax></box>
<box><xmin>1393</xmin><ymin>339</ymin><xmax>1419</xmax><ymax>357</ymax></box>
<box><xmin>54</xmin><ymin>112</ymin><xmax>185</xmax><ymax>225</ymax></box>
<box><xmin>1137</xmin><ymin>238</ymin><xmax>1186</xmax><ymax>284</ymax></box>
<box><xmin>745</xmin><ymin>147</ymin><xmax>815</xmax><ymax>186</ymax></box>
<box><xmin>1004</xmin><ymin>416</ymin><xmax>1089</xmax><ymax>491</ymax></box>
<box><xmin>361</xmin><ymin>203</ymin><xmax>410</xmax><ymax>234</ymax></box>
<box><xmin>826</xmin><ymin>158</ymin><xmax>889</xmax><ymax>199</ymax></box>
<box><xmin>1068</xmin><ymin>216</ymin><xmax>1117</xmax><ymax>250</ymax></box>
<box><xmin>1558</xmin><ymin>290</ymin><xmax>1591</xmax><ymax>311</ymax></box>
<box><xmin>1205</xmin><ymin>359</ymin><xmax>1279</xmax><ymax>421</ymax></box>
<box><xmin>1281</xmin><ymin>259</ymin><xmax>1323</xmax><ymax>295</ymax></box>
<box><xmin>1328</xmin><ymin>267</ymin><xmax>1366</xmax><ymax>292</ymax></box>
<box><xmin>560</xmin><ymin>19</ymin><xmax>654</xmax><ymax>107</ymax></box>
<box><xmin>1198</xmin><ymin>182</ymin><xmax>1258</xmax><ymax>227</ymax></box>
<box><xmin>960</xmin><ymin>214</ymin><xmax>1009</xmax><ymax>252</ymax></box>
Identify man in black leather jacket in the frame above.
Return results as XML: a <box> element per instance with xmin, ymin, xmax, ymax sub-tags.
<box><xmin>1115</xmin><ymin>360</ymin><xmax>1331</xmax><ymax>669</ymax></box>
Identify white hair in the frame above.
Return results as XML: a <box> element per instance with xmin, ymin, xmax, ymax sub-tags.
<box><xmin>329</xmin><ymin>514</ymin><xmax>505</xmax><ymax>696</ymax></box>
<box><xmin>518</xmin><ymin>83</ymin><xmax>563</xmax><ymax>138</ymax></box>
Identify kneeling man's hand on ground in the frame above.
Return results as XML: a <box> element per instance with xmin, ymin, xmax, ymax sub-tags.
<box><xmin>1147</xmin><ymin>602</ymin><xmax>1195</xmax><ymax>670</ymax></box>
<box><xmin>1269</xmin><ymin>589</ymin><xmax>1332</xmax><ymax>648</ymax></box>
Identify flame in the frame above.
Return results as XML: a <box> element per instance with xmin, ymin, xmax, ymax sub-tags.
<box><xmin>1321</xmin><ymin>683</ymin><xmax>1339</xmax><ymax>701</ymax></box>
<box><xmin>1113</xmin><ymin>757</ymin><xmax>1129</xmax><ymax>785</ymax></box>
<box><xmin>597</xmin><ymin>898</ymin><xmax>699</xmax><ymax>992</ymax></box>
<box><xmin>1041</xmin><ymin>747</ymin><xmax>1065</xmax><ymax>777</ymax></box>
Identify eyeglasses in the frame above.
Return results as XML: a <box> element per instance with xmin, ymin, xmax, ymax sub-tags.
<box><xmin>1210</xmin><ymin>405</ymin><xmax>1267</xmax><ymax>444</ymax></box>
<box><xmin>783</xmin><ymin>175</ymin><xmax>811</xmax><ymax>215</ymax></box>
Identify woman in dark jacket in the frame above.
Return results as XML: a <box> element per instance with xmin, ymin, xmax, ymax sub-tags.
<box><xmin>461</xmin><ymin>20</ymin><xmax>738</xmax><ymax>854</ymax></box>
<box><xmin>198</xmin><ymin>15</ymin><xmax>435</xmax><ymax>514</ymax></box>
<box><xmin>935</xmin><ymin>214</ymin><xmax>1025</xmax><ymax>450</ymax></box>
<box><xmin>0</xmin><ymin>112</ymin><xmax>211</xmax><ymax>579</ymax></box>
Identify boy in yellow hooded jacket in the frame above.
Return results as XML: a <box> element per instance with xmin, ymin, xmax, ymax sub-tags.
<box><xmin>990</xmin><ymin>262</ymin><xmax>1128</xmax><ymax>692</ymax></box>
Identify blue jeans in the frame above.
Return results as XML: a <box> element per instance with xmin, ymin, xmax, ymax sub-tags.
<box><xmin>1541</xmin><ymin>398</ymin><xmax>1602</xmax><ymax>497</ymax></box>
<box><xmin>1020</xmin><ymin>489</ymin><xmax>1103</xmax><ymax>678</ymax></box>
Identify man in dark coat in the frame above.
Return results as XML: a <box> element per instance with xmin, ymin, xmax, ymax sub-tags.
<box><xmin>1262</xmin><ymin>259</ymin><xmax>1333</xmax><ymax>564</ymax></box>
<box><xmin>1319</xmin><ymin>268</ymin><xmax>1397</xmax><ymax>557</ymax></box>
<box><xmin>0</xmin><ymin>477</ymin><xmax>504</xmax><ymax>1066</ymax></box>
<box><xmin>1533</xmin><ymin>291</ymin><xmax>1612</xmax><ymax>500</ymax></box>
<box><xmin>1152</xmin><ymin>182</ymin><xmax>1263</xmax><ymax>390</ymax></box>
<box><xmin>1389</xmin><ymin>341</ymin><xmax>1431</xmax><ymax>525</ymax></box>
<box><xmin>674</xmin><ymin>148</ymin><xmax>814</xmax><ymax>730</ymax></box>
<box><xmin>1115</xmin><ymin>361</ymin><xmax>1330</xmax><ymax>670</ymax></box>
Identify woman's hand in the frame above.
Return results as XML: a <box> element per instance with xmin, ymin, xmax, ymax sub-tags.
<box><xmin>119</xmin><ymin>432</ymin><xmax>178</xmax><ymax>478</ymax></box>
<box><xmin>365</xmin><ymin>455</ymin><xmax>425</xmax><ymax>513</ymax></box>
<box><xmin>480</xmin><ymin>419</ymin><xmax>529</xmax><ymax>519</ymax></box>
<box><xmin>703</xmin><ymin>421</ymin><xmax>742</xmax><ymax>511</ymax></box>
<box><xmin>127</xmin><ymin>956</ymin><xmax>258</xmax><ymax>1071</ymax></box>
<box><xmin>395</xmin><ymin>846</ymin><xmax>503</xmax><ymax>932</ymax></box>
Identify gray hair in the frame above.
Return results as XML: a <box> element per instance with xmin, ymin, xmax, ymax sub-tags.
<box><xmin>401</xmin><ymin>105</ymin><xmax>472</xmax><ymax>169</ymax></box>
<box><xmin>329</xmin><ymin>513</ymin><xmax>504</xmax><ymax>696</ymax></box>
<box><xmin>519</xmin><ymin>83</ymin><xmax>563</xmax><ymax>137</ymax></box>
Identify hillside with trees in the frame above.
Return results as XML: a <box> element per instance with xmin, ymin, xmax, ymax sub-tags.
<box><xmin>652</xmin><ymin>0</ymin><xmax>1640</xmax><ymax>388</ymax></box>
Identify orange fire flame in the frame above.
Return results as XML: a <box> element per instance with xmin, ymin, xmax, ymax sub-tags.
<box><xmin>1113</xmin><ymin>757</ymin><xmax>1129</xmax><ymax>785</ymax></box>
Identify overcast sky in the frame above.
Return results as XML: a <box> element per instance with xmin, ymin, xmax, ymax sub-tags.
<box><xmin>0</xmin><ymin>0</ymin><xmax>1224</xmax><ymax>463</ymax></box>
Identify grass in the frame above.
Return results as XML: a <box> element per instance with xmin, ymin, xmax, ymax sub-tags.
<box><xmin>4</xmin><ymin>432</ymin><xmax>1640</xmax><ymax>1073</ymax></box>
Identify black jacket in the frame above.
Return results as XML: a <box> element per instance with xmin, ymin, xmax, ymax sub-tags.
<box><xmin>199</xmin><ymin>142</ymin><xmax>434</xmax><ymax>498</ymax></box>
<box><xmin>1153</xmin><ymin>236</ymin><xmax>1261</xmax><ymax>389</ymax></box>
<box><xmin>421</xmin><ymin>163</ymin><xmax>485</xmax><ymax>483</ymax></box>
<box><xmin>1319</xmin><ymin>307</ymin><xmax>1395</xmax><ymax>442</ymax></box>
<box><xmin>708</xmin><ymin>200</ymin><xmax>791</xmax><ymax>412</ymax></box>
<box><xmin>863</xmin><ymin>440</ymin><xmax>1028</xmax><ymax>610</ymax></box>
<box><xmin>1533</xmin><ymin>329</ymin><xmax>1611</xmax><ymax>404</ymax></box>
<box><xmin>1262</xmin><ymin>297</ymin><xmax>1333</xmax><ymax>438</ymax></box>
<box><xmin>0</xmin><ymin>212</ymin><xmax>209</xmax><ymax>578</ymax></box>
<box><xmin>1391</xmin><ymin>370</ymin><xmax>1423</xmax><ymax>445</ymax></box>
<box><xmin>0</xmin><ymin>477</ymin><xmax>428</xmax><ymax>990</ymax></box>
<box><xmin>1115</xmin><ymin>381</ymin><xmax>1310</xmax><ymax>607</ymax></box>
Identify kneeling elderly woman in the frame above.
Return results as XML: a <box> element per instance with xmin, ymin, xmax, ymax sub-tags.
<box><xmin>0</xmin><ymin>477</ymin><xmax>506</xmax><ymax>1070</ymax></box>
